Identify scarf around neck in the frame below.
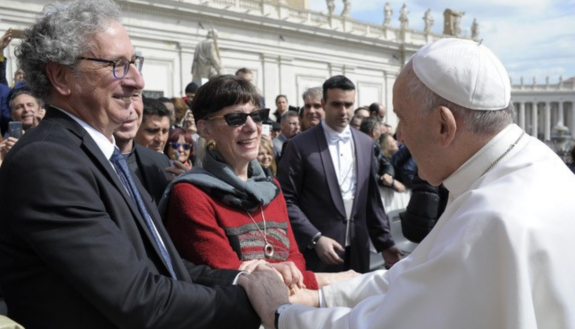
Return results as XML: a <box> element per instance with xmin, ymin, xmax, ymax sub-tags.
<box><xmin>158</xmin><ymin>149</ymin><xmax>280</xmax><ymax>214</ymax></box>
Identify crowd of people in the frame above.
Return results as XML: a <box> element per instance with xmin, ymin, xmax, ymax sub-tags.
<box><xmin>0</xmin><ymin>0</ymin><xmax>574</xmax><ymax>328</ymax></box>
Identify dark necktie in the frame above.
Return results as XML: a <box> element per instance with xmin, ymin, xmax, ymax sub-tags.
<box><xmin>110</xmin><ymin>148</ymin><xmax>177</xmax><ymax>279</ymax></box>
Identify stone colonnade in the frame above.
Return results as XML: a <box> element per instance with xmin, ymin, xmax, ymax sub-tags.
<box><xmin>513</xmin><ymin>100</ymin><xmax>575</xmax><ymax>141</ymax></box>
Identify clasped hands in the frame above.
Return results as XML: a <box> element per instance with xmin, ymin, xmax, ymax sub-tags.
<box><xmin>239</xmin><ymin>259</ymin><xmax>305</xmax><ymax>294</ymax></box>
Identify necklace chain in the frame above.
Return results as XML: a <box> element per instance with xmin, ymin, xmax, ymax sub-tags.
<box><xmin>481</xmin><ymin>131</ymin><xmax>525</xmax><ymax>176</ymax></box>
<box><xmin>245</xmin><ymin>205</ymin><xmax>274</xmax><ymax>258</ymax></box>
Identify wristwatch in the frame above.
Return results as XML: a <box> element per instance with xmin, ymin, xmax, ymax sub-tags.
<box><xmin>307</xmin><ymin>232</ymin><xmax>322</xmax><ymax>249</ymax></box>
<box><xmin>274</xmin><ymin>303</ymin><xmax>292</xmax><ymax>329</ymax></box>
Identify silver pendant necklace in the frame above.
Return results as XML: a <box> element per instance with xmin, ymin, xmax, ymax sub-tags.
<box><xmin>245</xmin><ymin>205</ymin><xmax>274</xmax><ymax>258</ymax></box>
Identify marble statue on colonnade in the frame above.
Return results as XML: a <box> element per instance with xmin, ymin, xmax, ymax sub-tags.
<box><xmin>191</xmin><ymin>29</ymin><xmax>222</xmax><ymax>86</ymax></box>
<box><xmin>399</xmin><ymin>4</ymin><xmax>409</xmax><ymax>30</ymax></box>
<box><xmin>443</xmin><ymin>9</ymin><xmax>465</xmax><ymax>36</ymax></box>
<box><xmin>326</xmin><ymin>0</ymin><xmax>335</xmax><ymax>16</ymax></box>
<box><xmin>341</xmin><ymin>0</ymin><xmax>351</xmax><ymax>18</ymax></box>
<box><xmin>383</xmin><ymin>2</ymin><xmax>392</xmax><ymax>26</ymax></box>
<box><xmin>471</xmin><ymin>18</ymin><xmax>479</xmax><ymax>39</ymax></box>
<box><xmin>423</xmin><ymin>9</ymin><xmax>433</xmax><ymax>33</ymax></box>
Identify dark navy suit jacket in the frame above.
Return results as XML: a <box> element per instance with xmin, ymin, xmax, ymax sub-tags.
<box><xmin>0</xmin><ymin>108</ymin><xmax>260</xmax><ymax>329</ymax></box>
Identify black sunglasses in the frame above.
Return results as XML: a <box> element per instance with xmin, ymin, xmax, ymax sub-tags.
<box><xmin>207</xmin><ymin>108</ymin><xmax>270</xmax><ymax>127</ymax></box>
<box><xmin>169</xmin><ymin>142</ymin><xmax>192</xmax><ymax>150</ymax></box>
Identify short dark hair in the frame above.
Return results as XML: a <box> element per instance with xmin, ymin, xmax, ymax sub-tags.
<box><xmin>275</xmin><ymin>95</ymin><xmax>288</xmax><ymax>103</ymax></box>
<box><xmin>157</xmin><ymin>97</ymin><xmax>171</xmax><ymax>104</ymax></box>
<box><xmin>142</xmin><ymin>98</ymin><xmax>170</xmax><ymax>122</ymax></box>
<box><xmin>235</xmin><ymin>67</ymin><xmax>252</xmax><ymax>76</ymax></box>
<box><xmin>322</xmin><ymin>75</ymin><xmax>355</xmax><ymax>101</ymax></box>
<box><xmin>185</xmin><ymin>82</ymin><xmax>199</xmax><ymax>93</ymax></box>
<box><xmin>359</xmin><ymin>116</ymin><xmax>380</xmax><ymax>135</ymax></box>
<box><xmin>369</xmin><ymin>102</ymin><xmax>380</xmax><ymax>114</ymax></box>
<box><xmin>191</xmin><ymin>75</ymin><xmax>260</xmax><ymax>121</ymax></box>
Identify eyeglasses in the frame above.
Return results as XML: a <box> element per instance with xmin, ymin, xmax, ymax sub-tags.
<box><xmin>169</xmin><ymin>142</ymin><xmax>192</xmax><ymax>150</ymax></box>
<box><xmin>77</xmin><ymin>56</ymin><xmax>144</xmax><ymax>79</ymax></box>
<box><xmin>206</xmin><ymin>108</ymin><xmax>270</xmax><ymax>127</ymax></box>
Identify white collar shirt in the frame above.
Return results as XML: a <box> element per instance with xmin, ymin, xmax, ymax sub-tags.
<box><xmin>322</xmin><ymin>121</ymin><xmax>356</xmax><ymax>200</ymax></box>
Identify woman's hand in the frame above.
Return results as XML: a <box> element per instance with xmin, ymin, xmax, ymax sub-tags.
<box><xmin>267</xmin><ymin>261</ymin><xmax>305</xmax><ymax>291</ymax></box>
<box><xmin>238</xmin><ymin>259</ymin><xmax>269</xmax><ymax>273</ymax></box>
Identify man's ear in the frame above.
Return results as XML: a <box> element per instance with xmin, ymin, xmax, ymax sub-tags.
<box><xmin>45</xmin><ymin>62</ymin><xmax>71</xmax><ymax>96</ymax></box>
<box><xmin>438</xmin><ymin>106</ymin><xmax>457</xmax><ymax>147</ymax></box>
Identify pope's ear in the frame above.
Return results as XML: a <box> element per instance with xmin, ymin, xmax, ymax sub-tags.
<box><xmin>438</xmin><ymin>106</ymin><xmax>457</xmax><ymax>147</ymax></box>
<box><xmin>45</xmin><ymin>62</ymin><xmax>71</xmax><ymax>96</ymax></box>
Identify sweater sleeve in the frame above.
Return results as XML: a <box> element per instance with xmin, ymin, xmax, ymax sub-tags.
<box><xmin>166</xmin><ymin>182</ymin><xmax>243</xmax><ymax>270</ymax></box>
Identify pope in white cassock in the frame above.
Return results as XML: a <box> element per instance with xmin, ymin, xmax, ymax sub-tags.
<box><xmin>239</xmin><ymin>38</ymin><xmax>575</xmax><ymax>329</ymax></box>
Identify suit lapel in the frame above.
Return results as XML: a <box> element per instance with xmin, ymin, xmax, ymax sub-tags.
<box><xmin>314</xmin><ymin>124</ymin><xmax>346</xmax><ymax>217</ymax></box>
<box><xmin>47</xmin><ymin>108</ymin><xmax>175</xmax><ymax>276</ymax></box>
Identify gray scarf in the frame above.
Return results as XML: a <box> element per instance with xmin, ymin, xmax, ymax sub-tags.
<box><xmin>158</xmin><ymin>149</ymin><xmax>280</xmax><ymax>215</ymax></box>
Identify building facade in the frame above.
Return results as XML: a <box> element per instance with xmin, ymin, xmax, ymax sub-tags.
<box><xmin>1</xmin><ymin>0</ymin><xmax>572</xmax><ymax>142</ymax></box>
<box><xmin>511</xmin><ymin>78</ymin><xmax>575</xmax><ymax>145</ymax></box>
<box><xmin>0</xmin><ymin>0</ymin><xmax>445</xmax><ymax>127</ymax></box>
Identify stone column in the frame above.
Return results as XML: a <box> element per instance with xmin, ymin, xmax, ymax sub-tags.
<box><xmin>262</xmin><ymin>54</ymin><xmax>280</xmax><ymax>107</ymax></box>
<box><xmin>558</xmin><ymin>101</ymin><xmax>564</xmax><ymax>126</ymax></box>
<box><xmin>571</xmin><ymin>101</ymin><xmax>575</xmax><ymax>139</ymax></box>
<box><xmin>531</xmin><ymin>102</ymin><xmax>538</xmax><ymax>138</ymax></box>
<box><xmin>519</xmin><ymin>102</ymin><xmax>526</xmax><ymax>130</ymax></box>
<box><xmin>279</xmin><ymin>56</ymin><xmax>295</xmax><ymax>106</ymax></box>
<box><xmin>544</xmin><ymin>102</ymin><xmax>551</xmax><ymax>141</ymax></box>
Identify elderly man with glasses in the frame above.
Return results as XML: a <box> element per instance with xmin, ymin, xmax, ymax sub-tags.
<box><xmin>0</xmin><ymin>0</ymin><xmax>263</xmax><ymax>328</ymax></box>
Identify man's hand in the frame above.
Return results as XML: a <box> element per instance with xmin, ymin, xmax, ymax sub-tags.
<box><xmin>165</xmin><ymin>160</ymin><xmax>189</xmax><ymax>179</ymax></box>
<box><xmin>314</xmin><ymin>269</ymin><xmax>359</xmax><ymax>288</ymax></box>
<box><xmin>0</xmin><ymin>137</ymin><xmax>18</xmax><ymax>161</ymax></box>
<box><xmin>315</xmin><ymin>236</ymin><xmax>344</xmax><ymax>265</ymax></box>
<box><xmin>238</xmin><ymin>270</ymin><xmax>289</xmax><ymax>329</ymax></box>
<box><xmin>380</xmin><ymin>173</ymin><xmax>393</xmax><ymax>186</ymax></box>
<box><xmin>1</xmin><ymin>29</ymin><xmax>12</xmax><ymax>51</ymax></box>
<box><xmin>382</xmin><ymin>245</ymin><xmax>403</xmax><ymax>268</ymax></box>
<box><xmin>288</xmin><ymin>286</ymin><xmax>320</xmax><ymax>307</ymax></box>
<box><xmin>260</xmin><ymin>134</ymin><xmax>272</xmax><ymax>143</ymax></box>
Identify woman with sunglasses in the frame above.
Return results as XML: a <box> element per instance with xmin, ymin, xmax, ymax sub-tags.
<box><xmin>164</xmin><ymin>128</ymin><xmax>194</xmax><ymax>169</ymax></box>
<box><xmin>160</xmin><ymin>75</ymin><xmax>356</xmax><ymax>293</ymax></box>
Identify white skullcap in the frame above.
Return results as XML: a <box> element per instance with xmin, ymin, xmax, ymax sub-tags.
<box><xmin>412</xmin><ymin>38</ymin><xmax>511</xmax><ymax>111</ymax></box>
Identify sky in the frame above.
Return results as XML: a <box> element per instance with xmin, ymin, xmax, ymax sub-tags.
<box><xmin>309</xmin><ymin>0</ymin><xmax>575</xmax><ymax>85</ymax></box>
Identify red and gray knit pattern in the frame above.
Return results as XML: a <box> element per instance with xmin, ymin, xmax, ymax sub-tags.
<box><xmin>166</xmin><ymin>181</ymin><xmax>318</xmax><ymax>289</ymax></box>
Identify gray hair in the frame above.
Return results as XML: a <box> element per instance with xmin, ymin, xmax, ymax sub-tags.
<box><xmin>359</xmin><ymin>116</ymin><xmax>380</xmax><ymax>135</ymax></box>
<box><xmin>302</xmin><ymin>86</ymin><xmax>322</xmax><ymax>101</ymax></box>
<box><xmin>402</xmin><ymin>61</ymin><xmax>515</xmax><ymax>136</ymax></box>
<box><xmin>16</xmin><ymin>0</ymin><xmax>122</xmax><ymax>101</ymax></box>
<box><xmin>281</xmin><ymin>110</ymin><xmax>299</xmax><ymax>121</ymax></box>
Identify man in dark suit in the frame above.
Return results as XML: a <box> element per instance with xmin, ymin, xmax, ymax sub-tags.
<box><xmin>114</xmin><ymin>92</ymin><xmax>186</xmax><ymax>205</ymax></box>
<box><xmin>278</xmin><ymin>75</ymin><xmax>402</xmax><ymax>273</ymax></box>
<box><xmin>0</xmin><ymin>1</ymin><xmax>260</xmax><ymax>328</ymax></box>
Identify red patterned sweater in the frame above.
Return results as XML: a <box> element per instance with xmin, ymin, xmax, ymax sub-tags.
<box><xmin>166</xmin><ymin>180</ymin><xmax>318</xmax><ymax>289</ymax></box>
